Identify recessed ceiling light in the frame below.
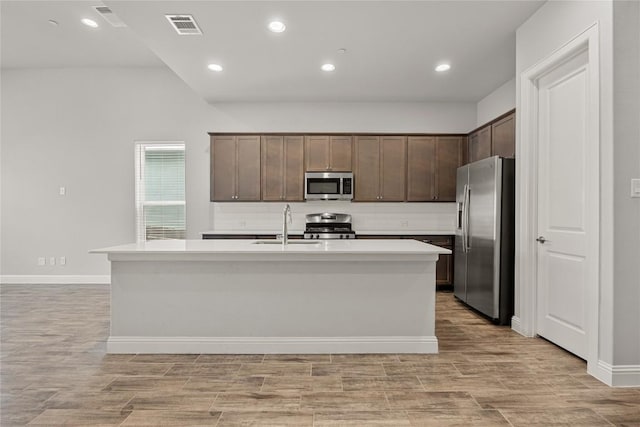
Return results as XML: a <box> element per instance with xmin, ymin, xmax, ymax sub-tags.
<box><xmin>321</xmin><ymin>63</ymin><xmax>336</xmax><ymax>72</ymax></box>
<box><xmin>435</xmin><ymin>63</ymin><xmax>451</xmax><ymax>72</ymax></box>
<box><xmin>48</xmin><ymin>19</ymin><xmax>59</xmax><ymax>26</ymax></box>
<box><xmin>337</xmin><ymin>48</ymin><xmax>347</xmax><ymax>54</ymax></box>
<box><xmin>207</xmin><ymin>63</ymin><xmax>223</xmax><ymax>72</ymax></box>
<box><xmin>268</xmin><ymin>21</ymin><xmax>286</xmax><ymax>33</ymax></box>
<box><xmin>81</xmin><ymin>18</ymin><xmax>99</xmax><ymax>28</ymax></box>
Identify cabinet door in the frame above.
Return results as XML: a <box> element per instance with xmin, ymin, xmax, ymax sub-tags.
<box><xmin>435</xmin><ymin>136</ymin><xmax>464</xmax><ymax>201</ymax></box>
<box><xmin>436</xmin><ymin>253</ymin><xmax>453</xmax><ymax>286</ymax></box>
<box><xmin>329</xmin><ymin>136</ymin><xmax>352</xmax><ymax>171</ymax></box>
<box><xmin>305</xmin><ymin>136</ymin><xmax>330</xmax><ymax>171</ymax></box>
<box><xmin>469</xmin><ymin>126</ymin><xmax>492</xmax><ymax>163</ymax></box>
<box><xmin>211</xmin><ymin>135</ymin><xmax>237</xmax><ymax>201</ymax></box>
<box><xmin>380</xmin><ymin>136</ymin><xmax>407</xmax><ymax>201</ymax></box>
<box><xmin>426</xmin><ymin>236</ymin><xmax>454</xmax><ymax>286</ymax></box>
<box><xmin>261</xmin><ymin>136</ymin><xmax>285</xmax><ymax>201</ymax></box>
<box><xmin>406</xmin><ymin>136</ymin><xmax>436</xmax><ymax>201</ymax></box>
<box><xmin>283</xmin><ymin>136</ymin><xmax>304</xmax><ymax>201</ymax></box>
<box><xmin>353</xmin><ymin>136</ymin><xmax>380</xmax><ymax>201</ymax></box>
<box><xmin>236</xmin><ymin>136</ymin><xmax>261</xmax><ymax>201</ymax></box>
<box><xmin>492</xmin><ymin>113</ymin><xmax>515</xmax><ymax>158</ymax></box>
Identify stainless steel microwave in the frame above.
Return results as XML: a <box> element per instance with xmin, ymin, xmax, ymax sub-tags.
<box><xmin>304</xmin><ymin>172</ymin><xmax>353</xmax><ymax>201</ymax></box>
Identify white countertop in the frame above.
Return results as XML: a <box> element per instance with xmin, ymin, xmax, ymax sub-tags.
<box><xmin>201</xmin><ymin>230</ymin><xmax>305</xmax><ymax>235</ymax></box>
<box><xmin>93</xmin><ymin>239</ymin><xmax>449</xmax><ymax>254</ymax></box>
<box><xmin>92</xmin><ymin>239</ymin><xmax>450</xmax><ymax>262</ymax></box>
<box><xmin>200</xmin><ymin>230</ymin><xmax>454</xmax><ymax>236</ymax></box>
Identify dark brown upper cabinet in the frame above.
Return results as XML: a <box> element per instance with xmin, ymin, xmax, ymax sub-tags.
<box><xmin>261</xmin><ymin>135</ymin><xmax>304</xmax><ymax>201</ymax></box>
<box><xmin>467</xmin><ymin>110</ymin><xmax>516</xmax><ymax>163</ymax></box>
<box><xmin>210</xmin><ymin>135</ymin><xmax>261</xmax><ymax>201</ymax></box>
<box><xmin>468</xmin><ymin>126</ymin><xmax>492</xmax><ymax>163</ymax></box>
<box><xmin>407</xmin><ymin>136</ymin><xmax>465</xmax><ymax>202</ymax></box>
<box><xmin>435</xmin><ymin>136</ymin><xmax>465</xmax><ymax>201</ymax></box>
<box><xmin>304</xmin><ymin>135</ymin><xmax>352</xmax><ymax>172</ymax></box>
<box><xmin>407</xmin><ymin>136</ymin><xmax>436</xmax><ymax>201</ymax></box>
<box><xmin>491</xmin><ymin>112</ymin><xmax>516</xmax><ymax>158</ymax></box>
<box><xmin>354</xmin><ymin>136</ymin><xmax>406</xmax><ymax>201</ymax></box>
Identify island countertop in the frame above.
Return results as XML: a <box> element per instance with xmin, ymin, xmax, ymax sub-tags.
<box><xmin>92</xmin><ymin>239</ymin><xmax>450</xmax><ymax>262</ymax></box>
<box><xmin>97</xmin><ymin>238</ymin><xmax>443</xmax><ymax>354</ymax></box>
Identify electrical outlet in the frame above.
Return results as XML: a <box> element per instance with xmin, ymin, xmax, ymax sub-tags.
<box><xmin>49</xmin><ymin>257</ymin><xmax>56</xmax><ymax>266</ymax></box>
<box><xmin>59</xmin><ymin>256</ymin><xmax>66</xmax><ymax>266</ymax></box>
<box><xmin>401</xmin><ymin>220</ymin><xmax>409</xmax><ymax>227</ymax></box>
<box><xmin>37</xmin><ymin>257</ymin><xmax>46</xmax><ymax>266</ymax></box>
<box><xmin>631</xmin><ymin>179</ymin><xmax>640</xmax><ymax>198</ymax></box>
<box><xmin>239</xmin><ymin>221</ymin><xmax>246</xmax><ymax>228</ymax></box>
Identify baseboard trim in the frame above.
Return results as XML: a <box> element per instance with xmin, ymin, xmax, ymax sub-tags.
<box><xmin>511</xmin><ymin>316</ymin><xmax>525</xmax><ymax>336</ymax></box>
<box><xmin>107</xmin><ymin>336</ymin><xmax>439</xmax><ymax>354</ymax></box>
<box><xmin>590</xmin><ymin>360</ymin><xmax>640</xmax><ymax>387</ymax></box>
<box><xmin>0</xmin><ymin>275</ymin><xmax>110</xmax><ymax>285</ymax></box>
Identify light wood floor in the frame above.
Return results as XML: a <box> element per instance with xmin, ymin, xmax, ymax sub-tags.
<box><xmin>1</xmin><ymin>284</ymin><xmax>638</xmax><ymax>426</ymax></box>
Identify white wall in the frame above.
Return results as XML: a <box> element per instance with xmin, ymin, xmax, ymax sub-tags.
<box><xmin>476</xmin><ymin>77</ymin><xmax>516</xmax><ymax>127</ymax></box>
<box><xmin>1</xmin><ymin>67</ymin><xmax>475</xmax><ymax>279</ymax></box>
<box><xmin>612</xmin><ymin>0</ymin><xmax>640</xmax><ymax>368</ymax></box>
<box><xmin>1</xmin><ymin>68</ymin><xmax>213</xmax><ymax>277</ymax></box>
<box><xmin>516</xmin><ymin>0</ymin><xmax>640</xmax><ymax>384</ymax></box>
<box><xmin>210</xmin><ymin>102</ymin><xmax>475</xmax><ymax>134</ymax></box>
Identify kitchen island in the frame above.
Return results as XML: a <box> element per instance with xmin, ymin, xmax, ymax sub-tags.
<box><xmin>92</xmin><ymin>239</ymin><xmax>449</xmax><ymax>354</ymax></box>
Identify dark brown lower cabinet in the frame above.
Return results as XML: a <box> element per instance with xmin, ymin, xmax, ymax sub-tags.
<box><xmin>202</xmin><ymin>233</ymin><xmax>453</xmax><ymax>287</ymax></box>
<box><xmin>356</xmin><ymin>234</ymin><xmax>454</xmax><ymax>287</ymax></box>
<box><xmin>202</xmin><ymin>234</ymin><xmax>303</xmax><ymax>240</ymax></box>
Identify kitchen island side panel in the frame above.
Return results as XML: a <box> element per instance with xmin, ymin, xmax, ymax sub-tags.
<box><xmin>108</xmin><ymin>258</ymin><xmax>437</xmax><ymax>354</ymax></box>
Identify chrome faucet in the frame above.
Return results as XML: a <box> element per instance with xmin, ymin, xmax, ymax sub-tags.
<box><xmin>282</xmin><ymin>204</ymin><xmax>292</xmax><ymax>246</ymax></box>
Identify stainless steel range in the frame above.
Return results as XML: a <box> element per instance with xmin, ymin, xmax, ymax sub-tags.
<box><xmin>303</xmin><ymin>213</ymin><xmax>356</xmax><ymax>240</ymax></box>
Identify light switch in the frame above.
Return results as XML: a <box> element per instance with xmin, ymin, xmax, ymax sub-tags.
<box><xmin>59</xmin><ymin>186</ymin><xmax>66</xmax><ymax>196</ymax></box>
<box><xmin>631</xmin><ymin>179</ymin><xmax>640</xmax><ymax>198</ymax></box>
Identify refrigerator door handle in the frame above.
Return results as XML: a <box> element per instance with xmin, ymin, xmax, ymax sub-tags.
<box><xmin>460</xmin><ymin>185</ymin><xmax>466</xmax><ymax>253</ymax></box>
<box><xmin>461</xmin><ymin>184</ymin><xmax>467</xmax><ymax>253</ymax></box>
<box><xmin>464</xmin><ymin>185</ymin><xmax>471</xmax><ymax>252</ymax></box>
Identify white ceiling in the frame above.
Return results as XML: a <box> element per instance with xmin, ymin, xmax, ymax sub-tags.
<box><xmin>1</xmin><ymin>1</ymin><xmax>544</xmax><ymax>103</ymax></box>
<box><xmin>0</xmin><ymin>1</ymin><xmax>163</xmax><ymax>68</ymax></box>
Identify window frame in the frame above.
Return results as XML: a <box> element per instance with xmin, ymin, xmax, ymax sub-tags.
<box><xmin>134</xmin><ymin>141</ymin><xmax>186</xmax><ymax>242</ymax></box>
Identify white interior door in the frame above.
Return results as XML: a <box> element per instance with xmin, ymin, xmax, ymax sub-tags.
<box><xmin>536</xmin><ymin>49</ymin><xmax>590</xmax><ymax>359</ymax></box>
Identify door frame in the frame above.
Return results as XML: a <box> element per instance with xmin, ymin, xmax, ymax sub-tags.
<box><xmin>515</xmin><ymin>23</ymin><xmax>600</xmax><ymax>373</ymax></box>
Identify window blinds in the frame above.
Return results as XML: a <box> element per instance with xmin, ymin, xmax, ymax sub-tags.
<box><xmin>135</xmin><ymin>142</ymin><xmax>186</xmax><ymax>242</ymax></box>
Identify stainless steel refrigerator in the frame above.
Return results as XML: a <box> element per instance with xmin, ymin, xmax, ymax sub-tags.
<box><xmin>454</xmin><ymin>156</ymin><xmax>515</xmax><ymax>325</ymax></box>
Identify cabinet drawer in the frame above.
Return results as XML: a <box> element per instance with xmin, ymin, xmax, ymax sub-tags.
<box><xmin>426</xmin><ymin>237</ymin><xmax>452</xmax><ymax>248</ymax></box>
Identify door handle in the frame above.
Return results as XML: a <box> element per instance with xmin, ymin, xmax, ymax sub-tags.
<box><xmin>536</xmin><ymin>236</ymin><xmax>547</xmax><ymax>244</ymax></box>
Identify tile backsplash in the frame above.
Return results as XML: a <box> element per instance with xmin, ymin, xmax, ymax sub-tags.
<box><xmin>209</xmin><ymin>202</ymin><xmax>456</xmax><ymax>233</ymax></box>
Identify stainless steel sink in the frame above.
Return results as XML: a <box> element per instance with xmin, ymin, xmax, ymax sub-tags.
<box><xmin>252</xmin><ymin>240</ymin><xmax>321</xmax><ymax>245</ymax></box>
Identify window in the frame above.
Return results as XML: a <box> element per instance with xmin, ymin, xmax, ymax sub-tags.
<box><xmin>135</xmin><ymin>142</ymin><xmax>185</xmax><ymax>242</ymax></box>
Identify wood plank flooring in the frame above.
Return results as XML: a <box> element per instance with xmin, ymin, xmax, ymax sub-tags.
<box><xmin>1</xmin><ymin>284</ymin><xmax>638</xmax><ymax>426</ymax></box>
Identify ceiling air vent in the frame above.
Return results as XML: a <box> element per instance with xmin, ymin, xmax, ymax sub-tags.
<box><xmin>93</xmin><ymin>6</ymin><xmax>127</xmax><ymax>28</ymax></box>
<box><xmin>165</xmin><ymin>15</ymin><xmax>202</xmax><ymax>35</ymax></box>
